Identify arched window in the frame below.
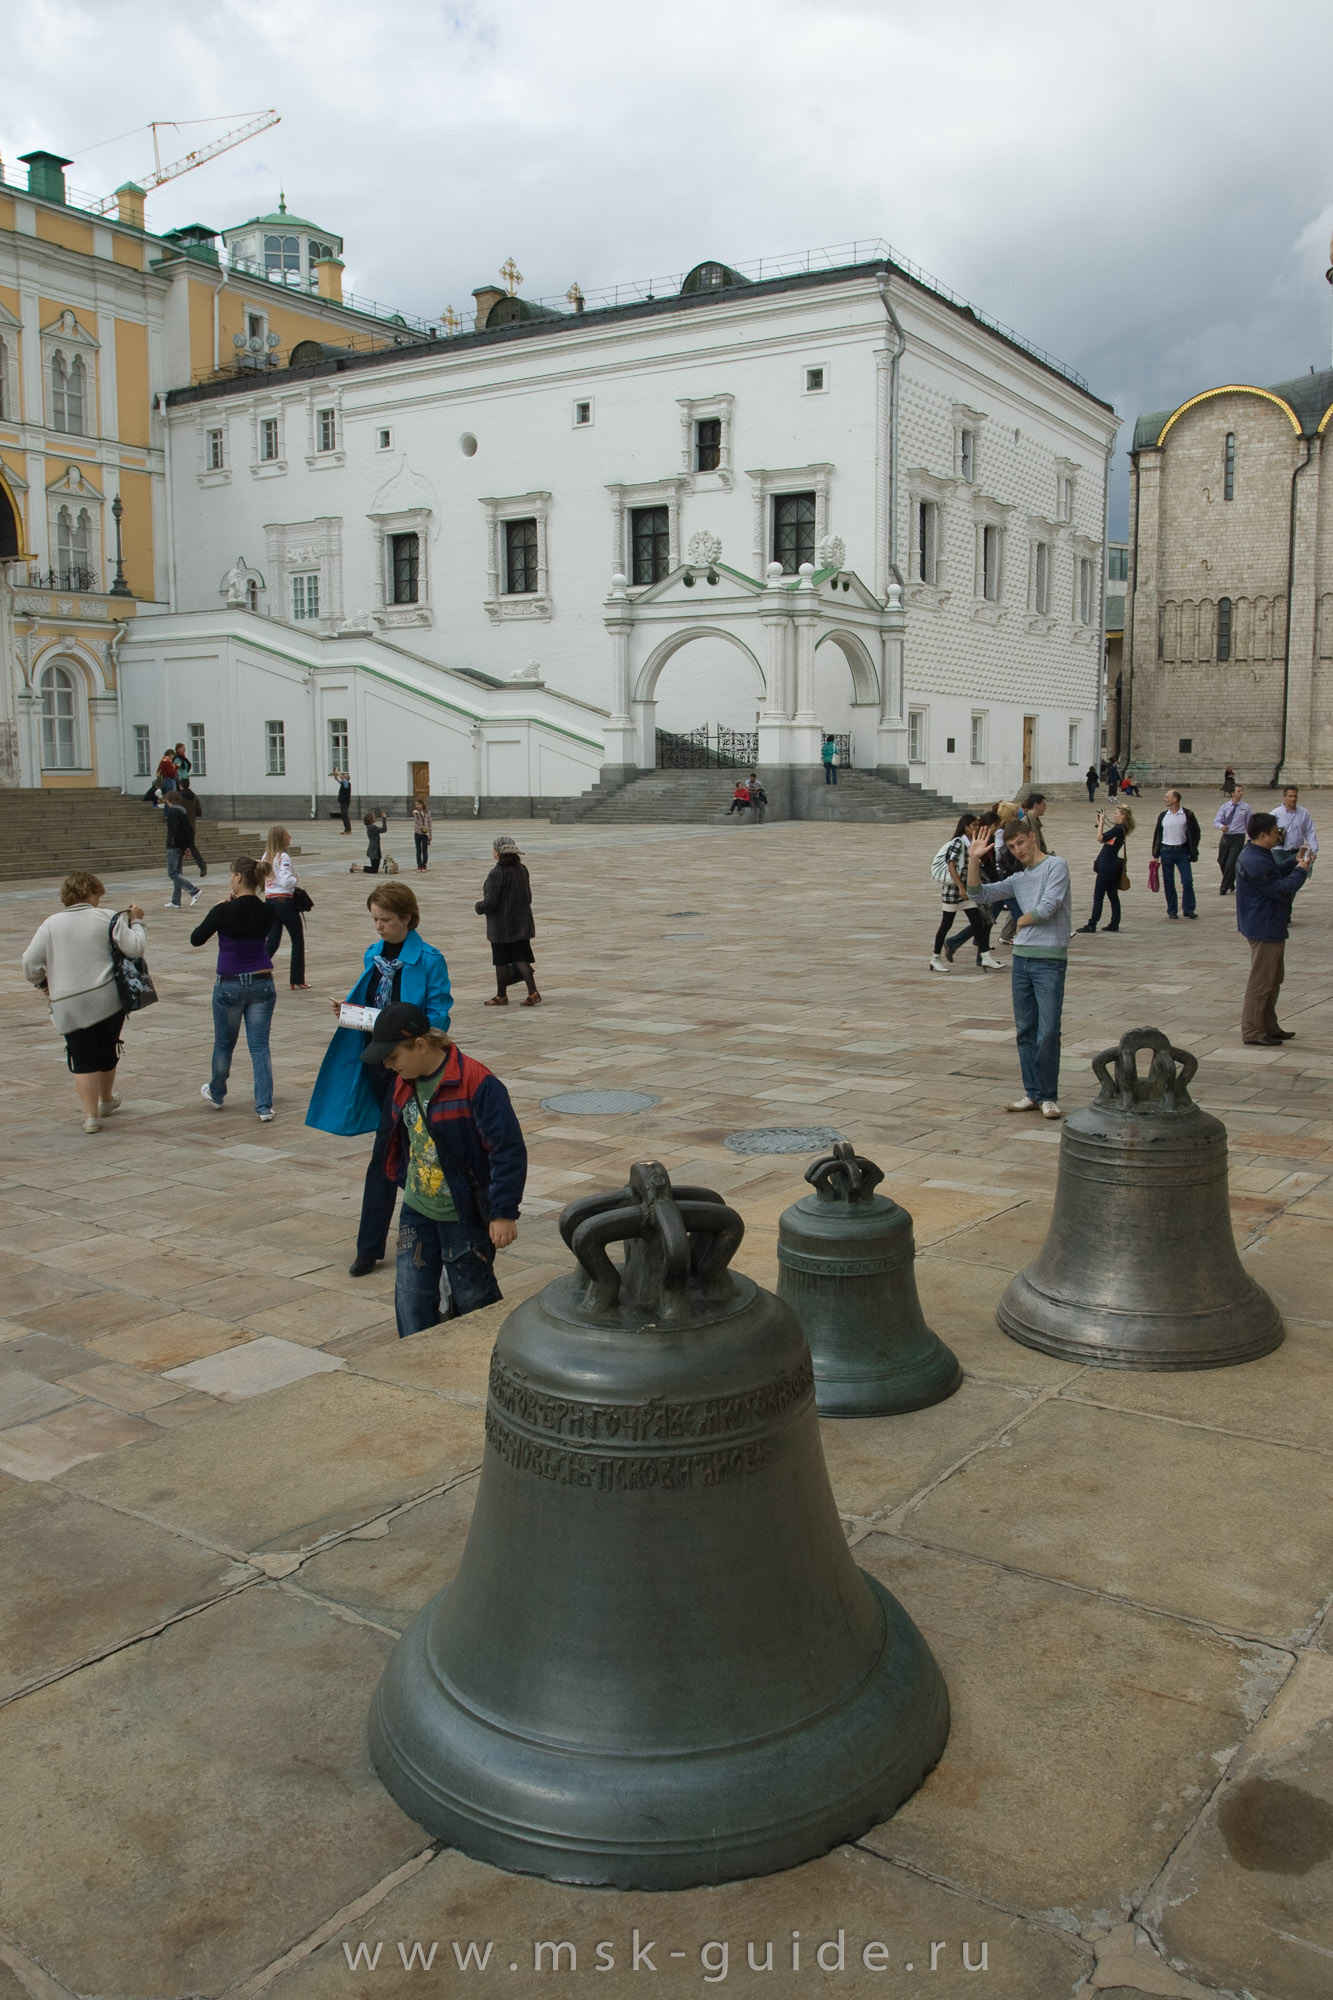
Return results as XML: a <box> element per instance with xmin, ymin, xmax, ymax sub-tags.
<box><xmin>39</xmin><ymin>662</ymin><xmax>79</xmax><ymax>769</ymax></box>
<box><xmin>51</xmin><ymin>351</ymin><xmax>67</xmax><ymax>429</ymax></box>
<box><xmin>73</xmin><ymin>507</ymin><xmax>92</xmax><ymax>583</ymax></box>
<box><xmin>246</xmin><ymin>578</ymin><xmax>259</xmax><ymax>611</ymax></box>
<box><xmin>56</xmin><ymin>506</ymin><xmax>73</xmax><ymax>580</ymax></box>
<box><xmin>1217</xmin><ymin>597</ymin><xmax>1233</xmax><ymax>662</ymax></box>
<box><xmin>264</xmin><ymin>234</ymin><xmax>301</xmax><ymax>281</ymax></box>
<box><xmin>66</xmin><ymin>355</ymin><xmax>86</xmax><ymax>434</ymax></box>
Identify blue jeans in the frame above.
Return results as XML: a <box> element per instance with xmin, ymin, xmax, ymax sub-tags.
<box><xmin>395</xmin><ymin>1207</ymin><xmax>502</xmax><ymax>1337</ymax></box>
<box><xmin>824</xmin><ymin>761</ymin><xmax>837</xmax><ymax>784</ymax></box>
<box><xmin>1010</xmin><ymin>954</ymin><xmax>1067</xmax><ymax>1105</ymax></box>
<box><xmin>166</xmin><ymin>847</ymin><xmax>197</xmax><ymax>905</ymax></box>
<box><xmin>208</xmin><ymin>975</ymin><xmax>276</xmax><ymax>1113</ymax></box>
<box><xmin>1160</xmin><ymin>846</ymin><xmax>1195</xmax><ymax>916</ymax></box>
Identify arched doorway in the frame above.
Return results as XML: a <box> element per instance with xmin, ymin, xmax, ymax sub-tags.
<box><xmin>813</xmin><ymin>630</ymin><xmax>881</xmax><ymax>767</ymax></box>
<box><xmin>39</xmin><ymin>661</ymin><xmax>83</xmax><ymax>771</ymax></box>
<box><xmin>634</xmin><ymin>626</ymin><xmax>766</xmax><ymax>766</ymax></box>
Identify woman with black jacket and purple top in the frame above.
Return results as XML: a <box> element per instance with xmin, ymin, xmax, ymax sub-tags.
<box><xmin>190</xmin><ymin>856</ymin><xmax>278</xmax><ymax>1120</ymax></box>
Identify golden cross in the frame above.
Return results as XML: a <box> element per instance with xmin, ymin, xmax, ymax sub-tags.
<box><xmin>500</xmin><ymin>258</ymin><xmax>523</xmax><ymax>296</ymax></box>
<box><xmin>441</xmin><ymin>306</ymin><xmax>461</xmax><ymax>335</ymax></box>
<box><xmin>565</xmin><ymin>281</ymin><xmax>584</xmax><ymax>308</ymax></box>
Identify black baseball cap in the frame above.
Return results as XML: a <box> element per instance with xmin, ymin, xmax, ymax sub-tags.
<box><xmin>361</xmin><ymin>1001</ymin><xmax>432</xmax><ymax>1064</ymax></box>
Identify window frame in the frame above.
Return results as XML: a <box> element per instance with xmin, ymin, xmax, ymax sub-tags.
<box><xmin>970</xmin><ymin>711</ymin><xmax>987</xmax><ymax>764</ymax></box>
<box><xmin>206</xmin><ymin>427</ymin><xmax>225</xmax><ymax>471</ymax></box>
<box><xmin>677</xmin><ymin>394</ymin><xmax>735</xmax><ymax>490</ymax></box>
<box><xmin>772</xmin><ymin>490</ymin><xmax>818</xmax><ymax>574</ymax></box>
<box><xmin>1217</xmin><ymin>596</ymin><xmax>1233</xmax><ymax>662</ymax></box>
<box><xmin>572</xmin><ymin>398</ymin><xmax>594</xmax><ymax>428</ymax></box>
<box><xmin>259</xmin><ymin>416</ymin><xmax>281</xmax><ymax>463</ymax></box>
<box><xmin>916</xmin><ymin>499</ymin><xmax>939</xmax><ymax>586</ymax></box>
<box><xmin>503</xmin><ymin>516</ymin><xmax>540</xmax><ymax>595</ymax></box>
<box><xmin>1032</xmin><ymin>538</ymin><xmax>1051</xmax><ymax>616</ymax></box>
<box><xmin>39</xmin><ymin>661</ymin><xmax>82</xmax><ymax>771</ymax></box>
<box><xmin>316</xmin><ymin>407</ymin><xmax>337</xmax><ymax>454</ymax></box>
<box><xmin>388</xmin><ymin>530</ymin><xmax>421</xmax><ymax>605</ymax></box>
<box><xmin>803</xmin><ymin>363</ymin><xmax>828</xmax><ymax>395</ymax></box>
<box><xmin>376</xmin><ymin>427</ymin><xmax>393</xmax><ymax>452</ymax></box>
<box><xmin>133</xmin><ymin>724</ymin><xmax>152</xmax><ymax>779</ymax></box>
<box><xmin>328</xmin><ymin>717</ymin><xmax>349</xmax><ymax>775</ymax></box>
<box><xmin>265</xmin><ymin>719</ymin><xmax>287</xmax><ymax>777</ymax></box>
<box><xmin>291</xmin><ymin>572</ymin><xmax>320</xmax><ymax>622</ymax></box>
<box><xmin>1067</xmin><ymin>720</ymin><xmax>1080</xmax><ymax>767</ymax></box>
<box><xmin>630</xmin><ymin>505</ymin><xmax>671</xmax><ymax>587</ymax></box>
<box><xmin>480</xmin><ymin>492</ymin><xmax>552</xmax><ymax>622</ymax></box>
<box><xmin>1224</xmin><ymin>432</ymin><xmax>1235</xmax><ymax>502</ymax></box>
<box><xmin>981</xmin><ymin>523</ymin><xmax>1002</xmax><ymax>602</ymax></box>
<box><xmin>187</xmin><ymin>723</ymin><xmax>207</xmax><ymax>778</ymax></box>
<box><xmin>907</xmin><ymin>708</ymin><xmax>927</xmax><ymax>764</ymax></box>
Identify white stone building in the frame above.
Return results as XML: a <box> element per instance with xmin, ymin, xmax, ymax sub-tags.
<box><xmin>116</xmin><ymin>245</ymin><xmax>1118</xmax><ymax>815</ymax></box>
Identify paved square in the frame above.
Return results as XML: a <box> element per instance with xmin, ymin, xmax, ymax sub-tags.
<box><xmin>3</xmin><ymin>792</ymin><xmax>1330</xmax><ymax>1999</ymax></box>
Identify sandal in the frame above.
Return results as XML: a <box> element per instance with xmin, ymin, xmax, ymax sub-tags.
<box><xmin>484</xmin><ymin>995</ymin><xmax>509</xmax><ymax>1006</ymax></box>
<box><xmin>522</xmin><ymin>992</ymin><xmax>543</xmax><ymax>1006</ymax></box>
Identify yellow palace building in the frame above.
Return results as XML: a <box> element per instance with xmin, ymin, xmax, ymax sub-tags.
<box><xmin>0</xmin><ymin>146</ymin><xmax>425</xmax><ymax>787</ymax></box>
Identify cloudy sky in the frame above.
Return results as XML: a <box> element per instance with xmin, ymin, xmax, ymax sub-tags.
<box><xmin>8</xmin><ymin>0</ymin><xmax>1332</xmax><ymax>532</ymax></box>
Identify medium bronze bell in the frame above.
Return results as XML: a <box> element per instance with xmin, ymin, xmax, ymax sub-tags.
<box><xmin>998</xmin><ymin>1027</ymin><xmax>1283</xmax><ymax>1369</ymax></box>
<box><xmin>370</xmin><ymin>1161</ymin><xmax>949</xmax><ymax>1889</ymax></box>
<box><xmin>777</xmin><ymin>1142</ymin><xmax>962</xmax><ymax>1415</ymax></box>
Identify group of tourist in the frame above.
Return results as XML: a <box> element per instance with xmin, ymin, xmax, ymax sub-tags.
<box><xmin>726</xmin><ymin>774</ymin><xmax>768</xmax><ymax>821</ymax></box>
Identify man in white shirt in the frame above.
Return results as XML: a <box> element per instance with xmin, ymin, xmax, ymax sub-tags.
<box><xmin>1151</xmin><ymin>789</ymin><xmax>1202</xmax><ymax>919</ymax></box>
<box><xmin>1273</xmin><ymin>787</ymin><xmax>1318</xmax><ymax>860</ymax></box>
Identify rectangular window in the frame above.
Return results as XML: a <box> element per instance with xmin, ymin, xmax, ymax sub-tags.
<box><xmin>377</xmin><ymin>427</ymin><xmax>393</xmax><ymax>451</ymax></box>
<box><xmin>1179</xmin><ymin>738</ymin><xmax>1193</xmax><ymax>754</ymax></box>
<box><xmin>206</xmin><ymin>428</ymin><xmax>224</xmax><ymax>470</ymax></box>
<box><xmin>1217</xmin><ymin>596</ymin><xmax>1232</xmax><ymax>662</ymax></box>
<box><xmin>970</xmin><ymin>712</ymin><xmax>986</xmax><ymax>763</ymax></box>
<box><xmin>916</xmin><ymin>500</ymin><xmax>939</xmax><ymax>585</ymax></box>
<box><xmin>773</xmin><ymin>491</ymin><xmax>817</xmax><ymax>574</ymax></box>
<box><xmin>133</xmin><ymin>724</ymin><xmax>151</xmax><ymax>778</ymax></box>
<box><xmin>1068</xmin><ymin>721</ymin><xmax>1080</xmax><ymax>766</ymax></box>
<box><xmin>292</xmin><ymin>572</ymin><xmax>320</xmax><ymax>621</ymax></box>
<box><xmin>389</xmin><ymin>532</ymin><xmax>420</xmax><ymax>604</ymax></box>
<box><xmin>1224</xmin><ymin>433</ymin><xmax>1235</xmax><ymax>502</ymax></box>
<box><xmin>248</xmin><ymin>312</ymin><xmax>265</xmax><ymax>342</ymax></box>
<box><xmin>908</xmin><ymin>709</ymin><xmax>926</xmax><ymax>762</ymax></box>
<box><xmin>1057</xmin><ymin>475</ymin><xmax>1073</xmax><ymax>521</ymax></box>
<box><xmin>573</xmin><ymin>399</ymin><xmax>592</xmax><ymax>426</ymax></box>
<box><xmin>265</xmin><ymin>720</ymin><xmax>286</xmax><ymax>777</ymax></box>
<box><xmin>959</xmin><ymin>429</ymin><xmax>975</xmax><ymax>483</ymax></box>
<box><xmin>1033</xmin><ymin>541</ymin><xmax>1050</xmax><ymax>615</ymax></box>
<box><xmin>504</xmin><ymin>517</ymin><xmax>539</xmax><ymax>594</ymax></box>
<box><xmin>188</xmin><ymin>723</ymin><xmax>207</xmax><ymax>778</ymax></box>
<box><xmin>805</xmin><ymin>366</ymin><xmax>825</xmax><ymax>392</ymax></box>
<box><xmin>1079</xmin><ymin>557</ymin><xmax>1094</xmax><ymax>625</ymax></box>
<box><xmin>260</xmin><ymin>417</ymin><xmax>280</xmax><ymax>462</ymax></box>
<box><xmin>982</xmin><ymin>524</ymin><xmax>1001</xmax><ymax>601</ymax></box>
<box><xmin>329</xmin><ymin>717</ymin><xmax>348</xmax><ymax>773</ymax></box>
<box><xmin>316</xmin><ymin>408</ymin><xmax>337</xmax><ymax>453</ymax></box>
<box><xmin>1108</xmin><ymin>546</ymin><xmax>1128</xmax><ymax>582</ymax></box>
<box><xmin>630</xmin><ymin>506</ymin><xmax>670</xmax><ymax>586</ymax></box>
<box><xmin>695</xmin><ymin>418</ymin><xmax>721</xmax><ymax>472</ymax></box>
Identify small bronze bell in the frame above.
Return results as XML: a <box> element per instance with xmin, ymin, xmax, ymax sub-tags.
<box><xmin>998</xmin><ymin>1027</ymin><xmax>1283</xmax><ymax>1369</ymax></box>
<box><xmin>777</xmin><ymin>1142</ymin><xmax>962</xmax><ymax>1415</ymax></box>
<box><xmin>370</xmin><ymin>1161</ymin><xmax>949</xmax><ymax>1889</ymax></box>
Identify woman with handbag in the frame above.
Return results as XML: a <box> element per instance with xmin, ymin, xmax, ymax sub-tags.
<box><xmin>23</xmin><ymin>872</ymin><xmax>147</xmax><ymax>1132</ymax></box>
<box><xmin>191</xmin><ymin>856</ymin><xmax>278</xmax><ymax>1121</ymax></box>
<box><xmin>262</xmin><ymin>825</ymin><xmax>309</xmax><ymax>989</ymax></box>
<box><xmin>476</xmin><ymin>835</ymin><xmax>540</xmax><ymax>1005</ymax></box>
<box><xmin>1078</xmin><ymin>805</ymin><xmax>1135</xmax><ymax>933</ymax></box>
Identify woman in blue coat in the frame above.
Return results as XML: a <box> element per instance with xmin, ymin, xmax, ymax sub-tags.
<box><xmin>306</xmin><ymin>880</ymin><xmax>452</xmax><ymax>1274</ymax></box>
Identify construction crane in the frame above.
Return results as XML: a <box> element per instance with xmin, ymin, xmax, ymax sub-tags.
<box><xmin>87</xmin><ymin>111</ymin><xmax>280</xmax><ymax>215</ymax></box>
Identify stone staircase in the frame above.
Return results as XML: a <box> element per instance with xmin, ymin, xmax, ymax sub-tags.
<box><xmin>551</xmin><ymin>766</ymin><xmax>963</xmax><ymax>827</ymax></box>
<box><xmin>0</xmin><ymin>788</ymin><xmax>274</xmax><ymax>883</ymax></box>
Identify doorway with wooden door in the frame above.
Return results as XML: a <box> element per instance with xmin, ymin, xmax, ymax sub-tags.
<box><xmin>1022</xmin><ymin>716</ymin><xmax>1036</xmax><ymax>788</ymax></box>
<box><xmin>410</xmin><ymin>762</ymin><xmax>430</xmax><ymax>805</ymax></box>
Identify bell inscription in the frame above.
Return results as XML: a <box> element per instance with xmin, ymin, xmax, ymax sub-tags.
<box><xmin>998</xmin><ymin>1027</ymin><xmax>1284</xmax><ymax>1370</ymax></box>
<box><xmin>369</xmin><ymin>1160</ymin><xmax>949</xmax><ymax>1890</ymax></box>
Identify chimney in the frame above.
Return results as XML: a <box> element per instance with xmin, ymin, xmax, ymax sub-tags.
<box><xmin>20</xmin><ymin>151</ymin><xmax>72</xmax><ymax>204</ymax></box>
<box><xmin>472</xmin><ymin>285</ymin><xmax>505</xmax><ymax>330</ymax></box>
<box><xmin>115</xmin><ymin>183</ymin><xmax>146</xmax><ymax>230</ymax></box>
<box><xmin>313</xmin><ymin>256</ymin><xmax>345</xmax><ymax>304</ymax></box>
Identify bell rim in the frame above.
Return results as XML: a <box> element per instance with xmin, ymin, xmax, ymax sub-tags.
<box><xmin>996</xmin><ymin>1278</ymin><xmax>1285</xmax><ymax>1371</ymax></box>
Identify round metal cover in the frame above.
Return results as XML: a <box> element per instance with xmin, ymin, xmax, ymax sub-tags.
<box><xmin>541</xmin><ymin>1089</ymin><xmax>662</xmax><ymax>1115</ymax></box>
<box><xmin>725</xmin><ymin>1125</ymin><xmax>848</xmax><ymax>1155</ymax></box>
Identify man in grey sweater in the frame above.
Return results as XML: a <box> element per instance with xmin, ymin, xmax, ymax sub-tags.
<box><xmin>966</xmin><ymin>819</ymin><xmax>1073</xmax><ymax>1119</ymax></box>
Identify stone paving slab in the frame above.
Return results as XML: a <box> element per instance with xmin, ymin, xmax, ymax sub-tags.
<box><xmin>164</xmin><ymin>1331</ymin><xmax>346</xmax><ymax>1399</ymax></box>
<box><xmin>0</xmin><ymin>1585</ymin><xmax>424</xmax><ymax>1998</ymax></box>
<box><xmin>296</xmin><ymin>1480</ymin><xmax>479</xmax><ymax>1631</ymax></box>
<box><xmin>266</xmin><ymin>1843</ymin><xmax>1091</xmax><ymax>2000</ymax></box>
<box><xmin>819</xmin><ymin>1381</ymin><xmax>1029</xmax><ymax>1520</ymax></box>
<box><xmin>903</xmin><ymin>1398</ymin><xmax>1333</xmax><ymax>1643</ymax></box>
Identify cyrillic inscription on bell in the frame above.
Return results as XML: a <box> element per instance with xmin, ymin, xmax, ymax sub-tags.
<box><xmin>369</xmin><ymin>1160</ymin><xmax>950</xmax><ymax>1890</ymax></box>
<box><xmin>777</xmin><ymin>1142</ymin><xmax>962</xmax><ymax>1415</ymax></box>
<box><xmin>998</xmin><ymin>1027</ymin><xmax>1284</xmax><ymax>1370</ymax></box>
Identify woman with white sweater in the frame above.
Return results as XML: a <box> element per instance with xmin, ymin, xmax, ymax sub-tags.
<box><xmin>262</xmin><ymin>824</ymin><xmax>308</xmax><ymax>989</ymax></box>
<box><xmin>23</xmin><ymin>871</ymin><xmax>146</xmax><ymax>1133</ymax></box>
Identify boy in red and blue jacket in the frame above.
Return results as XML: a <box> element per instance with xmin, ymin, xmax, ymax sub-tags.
<box><xmin>363</xmin><ymin>1003</ymin><xmax>527</xmax><ymax>1337</ymax></box>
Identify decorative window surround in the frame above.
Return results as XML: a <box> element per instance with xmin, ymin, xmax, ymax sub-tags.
<box><xmin>606</xmin><ymin>477</ymin><xmax>688</xmax><ymax>581</ymax></box>
<box><xmin>0</xmin><ymin>302</ymin><xmax>21</xmax><ymax>423</ymax></box>
<box><xmin>745</xmin><ymin>463</ymin><xmax>832</xmax><ymax>580</ymax></box>
<box><xmin>251</xmin><ymin>406</ymin><xmax>287</xmax><ymax>479</ymax></box>
<box><xmin>367</xmin><ymin>503</ymin><xmax>433</xmax><ymax>628</ymax></box>
<box><xmin>678</xmin><ymin>394</ymin><xmax>735</xmax><ymax>491</ymax></box>
<box><xmin>481</xmin><ymin>491</ymin><xmax>552</xmax><ymax>624</ymax></box>
<box><xmin>45</xmin><ymin>465</ymin><xmax>104</xmax><ymax>586</ymax></box>
<box><xmin>220</xmin><ymin>555</ymin><xmax>266</xmax><ymax>609</ymax></box>
<box><xmin>198</xmin><ymin>416</ymin><xmax>231</xmax><ymax>487</ymax></box>
<box><xmin>41</xmin><ymin>311</ymin><xmax>99</xmax><ymax>436</ymax></box>
<box><xmin>905</xmin><ymin>468</ymin><xmax>952</xmax><ymax>609</ymax></box>
<box><xmin>971</xmin><ymin>495</ymin><xmax>1012</xmax><ymax>617</ymax></box>
<box><xmin>307</xmin><ymin>394</ymin><xmax>346</xmax><ymax>470</ymax></box>
<box><xmin>264</xmin><ymin>516</ymin><xmax>342</xmax><ymax>632</ymax></box>
<box><xmin>1027</xmin><ymin>523</ymin><xmax>1058</xmax><ymax>628</ymax></box>
<box><xmin>1055</xmin><ymin>457</ymin><xmax>1079</xmax><ymax>524</ymax></box>
<box><xmin>953</xmin><ymin>403</ymin><xmax>986</xmax><ymax>484</ymax></box>
<box><xmin>803</xmin><ymin>364</ymin><xmax>828</xmax><ymax>395</ymax></box>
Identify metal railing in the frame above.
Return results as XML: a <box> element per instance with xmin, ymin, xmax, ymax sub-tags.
<box><xmin>657</xmin><ymin>726</ymin><xmax>758</xmax><ymax>770</ymax></box>
<box><xmin>28</xmin><ymin>565</ymin><xmax>99</xmax><ymax>592</ymax></box>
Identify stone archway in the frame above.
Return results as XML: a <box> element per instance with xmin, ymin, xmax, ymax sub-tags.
<box><xmin>633</xmin><ymin>625</ymin><xmax>766</xmax><ymax>766</ymax></box>
<box><xmin>813</xmin><ymin>629</ymin><xmax>882</xmax><ymax>767</ymax></box>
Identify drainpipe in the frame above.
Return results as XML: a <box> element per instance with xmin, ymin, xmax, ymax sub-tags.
<box><xmin>1270</xmin><ymin>435</ymin><xmax>1314</xmax><ymax>788</ymax></box>
<box><xmin>875</xmin><ymin>271</ymin><xmax>906</xmax><ymax>589</ymax></box>
<box><xmin>471</xmin><ymin>720</ymin><xmax>483</xmax><ymax>816</ymax></box>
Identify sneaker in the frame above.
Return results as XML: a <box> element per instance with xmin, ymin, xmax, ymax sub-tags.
<box><xmin>1006</xmin><ymin>1097</ymin><xmax>1038</xmax><ymax>1113</ymax></box>
<box><xmin>83</xmin><ymin>1114</ymin><xmax>101</xmax><ymax>1134</ymax></box>
<box><xmin>979</xmin><ymin>951</ymin><xmax>1005</xmax><ymax>969</ymax></box>
<box><xmin>257</xmin><ymin>1109</ymin><xmax>275</xmax><ymax>1122</ymax></box>
<box><xmin>98</xmin><ymin>1093</ymin><xmax>121</xmax><ymax>1116</ymax></box>
<box><xmin>929</xmin><ymin>954</ymin><xmax>951</xmax><ymax>972</ymax></box>
<box><xmin>163</xmin><ymin>900</ymin><xmax>178</xmax><ymax>909</ymax></box>
<box><xmin>189</xmin><ymin>889</ymin><xmax>203</xmax><ymax>906</ymax></box>
<box><xmin>200</xmin><ymin>1083</ymin><xmax>223</xmax><ymax>1109</ymax></box>
<box><xmin>1040</xmin><ymin>1101</ymin><xmax>1063</xmax><ymax>1120</ymax></box>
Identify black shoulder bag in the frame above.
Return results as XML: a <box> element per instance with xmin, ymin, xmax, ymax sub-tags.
<box><xmin>109</xmin><ymin>914</ymin><xmax>159</xmax><ymax>1013</ymax></box>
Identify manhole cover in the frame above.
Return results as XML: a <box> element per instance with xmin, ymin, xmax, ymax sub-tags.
<box><xmin>724</xmin><ymin>1125</ymin><xmax>847</xmax><ymax>1155</ymax></box>
<box><xmin>541</xmin><ymin>1090</ymin><xmax>662</xmax><ymax>1115</ymax></box>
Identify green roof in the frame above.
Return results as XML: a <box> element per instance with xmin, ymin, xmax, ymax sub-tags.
<box><xmin>231</xmin><ymin>211</ymin><xmax>334</xmax><ymax>234</ymax></box>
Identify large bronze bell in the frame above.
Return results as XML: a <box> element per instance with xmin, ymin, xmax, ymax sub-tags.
<box><xmin>777</xmin><ymin>1142</ymin><xmax>962</xmax><ymax>1415</ymax></box>
<box><xmin>998</xmin><ymin>1027</ymin><xmax>1283</xmax><ymax>1369</ymax></box>
<box><xmin>370</xmin><ymin>1161</ymin><xmax>949</xmax><ymax>1889</ymax></box>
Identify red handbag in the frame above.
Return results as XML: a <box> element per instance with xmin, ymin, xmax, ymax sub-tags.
<box><xmin>1148</xmin><ymin>858</ymin><xmax>1161</xmax><ymax>894</ymax></box>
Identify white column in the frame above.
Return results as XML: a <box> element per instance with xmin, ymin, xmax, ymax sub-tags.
<box><xmin>789</xmin><ymin>562</ymin><xmax>823</xmax><ymax>764</ymax></box>
<box><xmin>601</xmin><ymin>573</ymin><xmax>638</xmax><ymax>774</ymax></box>
<box><xmin>875</xmin><ymin>581</ymin><xmax>908</xmax><ymax>773</ymax></box>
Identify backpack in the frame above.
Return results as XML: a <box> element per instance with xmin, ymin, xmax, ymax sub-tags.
<box><xmin>930</xmin><ymin>841</ymin><xmax>956</xmax><ymax>885</ymax></box>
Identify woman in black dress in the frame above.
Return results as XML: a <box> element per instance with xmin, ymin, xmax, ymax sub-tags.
<box><xmin>1078</xmin><ymin>805</ymin><xmax>1134</xmax><ymax>933</ymax></box>
<box><xmin>476</xmin><ymin>836</ymin><xmax>540</xmax><ymax>1005</ymax></box>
